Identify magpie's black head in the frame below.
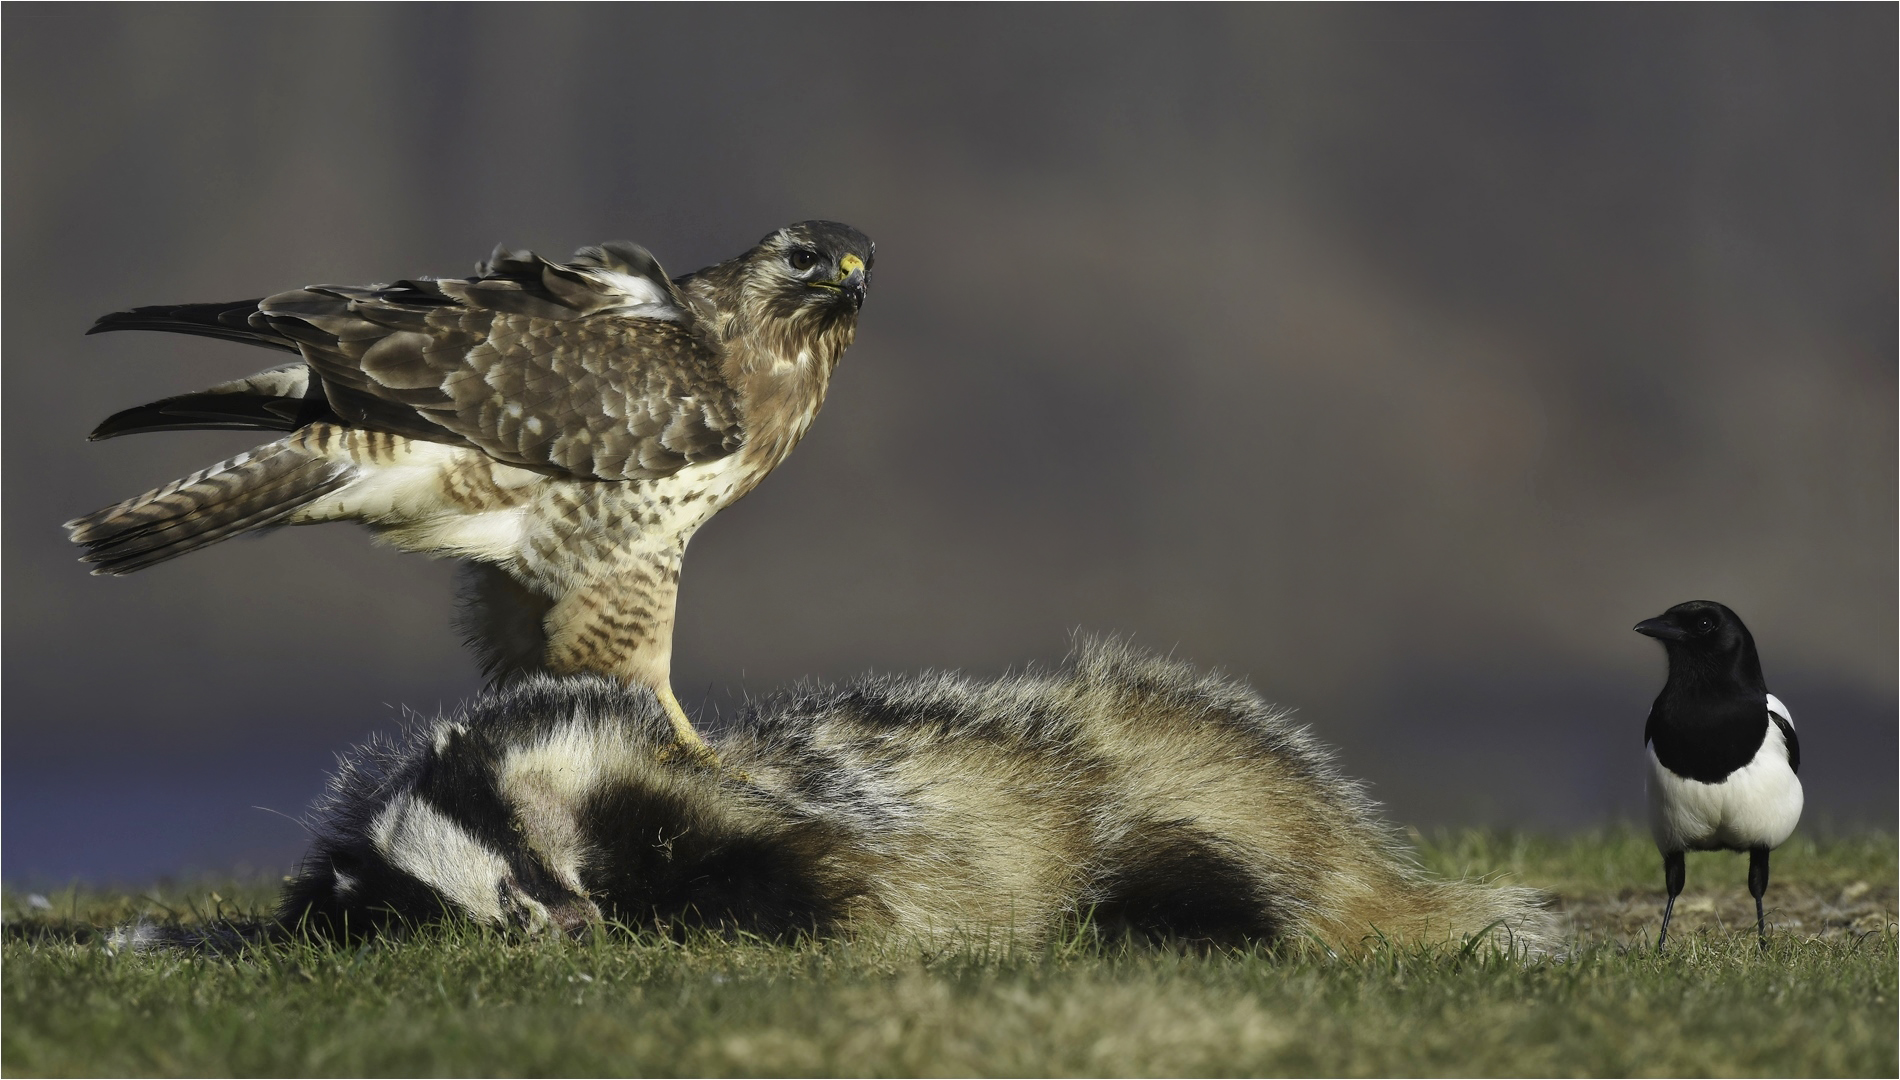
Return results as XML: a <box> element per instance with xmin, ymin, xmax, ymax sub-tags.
<box><xmin>1635</xmin><ymin>600</ymin><xmax>1763</xmax><ymax>684</ymax></box>
<box><xmin>1634</xmin><ymin>600</ymin><xmax>1740</xmax><ymax>645</ymax></box>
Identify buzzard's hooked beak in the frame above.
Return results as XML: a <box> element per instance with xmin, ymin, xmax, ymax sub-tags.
<box><xmin>817</xmin><ymin>254</ymin><xmax>867</xmax><ymax>308</ymax></box>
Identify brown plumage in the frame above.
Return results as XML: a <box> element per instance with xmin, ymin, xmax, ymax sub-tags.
<box><xmin>116</xmin><ymin>641</ymin><xmax>1552</xmax><ymax>954</ymax></box>
<box><xmin>67</xmin><ymin>221</ymin><xmax>874</xmax><ymax>751</ymax></box>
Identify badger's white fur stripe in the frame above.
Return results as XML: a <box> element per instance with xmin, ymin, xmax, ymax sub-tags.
<box><xmin>370</xmin><ymin>795</ymin><xmax>510</xmax><ymax>922</ymax></box>
<box><xmin>136</xmin><ymin>640</ymin><xmax>1551</xmax><ymax>954</ymax></box>
<box><xmin>496</xmin><ymin>720</ymin><xmax>652</xmax><ymax>893</ymax></box>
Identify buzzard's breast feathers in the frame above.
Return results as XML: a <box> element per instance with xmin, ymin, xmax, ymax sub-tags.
<box><xmin>262</xmin><ymin>243</ymin><xmax>743</xmax><ymax>482</ymax></box>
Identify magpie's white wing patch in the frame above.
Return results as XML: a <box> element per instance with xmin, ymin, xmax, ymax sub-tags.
<box><xmin>1766</xmin><ymin>693</ymin><xmax>1792</xmax><ymax>726</ymax></box>
<box><xmin>1765</xmin><ymin>692</ymin><xmax>1800</xmax><ymax>774</ymax></box>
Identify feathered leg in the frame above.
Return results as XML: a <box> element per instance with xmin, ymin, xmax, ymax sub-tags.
<box><xmin>539</xmin><ymin>558</ymin><xmax>716</xmax><ymax>764</ymax></box>
<box><xmin>459</xmin><ymin>558</ymin><xmax>715</xmax><ymax>763</ymax></box>
<box><xmin>456</xmin><ymin>562</ymin><xmax>555</xmax><ymax>683</ymax></box>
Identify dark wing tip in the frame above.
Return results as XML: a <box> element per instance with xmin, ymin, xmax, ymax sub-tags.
<box><xmin>87</xmin><ymin>416</ymin><xmax>133</xmax><ymax>441</ymax></box>
<box><xmin>87</xmin><ymin>310</ymin><xmax>140</xmax><ymax>335</ymax></box>
<box><xmin>85</xmin><ymin>403</ymin><xmax>152</xmax><ymax>441</ymax></box>
<box><xmin>82</xmin><ymin>301</ymin><xmax>295</xmax><ymax>352</ymax></box>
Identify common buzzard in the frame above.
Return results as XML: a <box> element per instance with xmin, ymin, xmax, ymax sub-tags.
<box><xmin>68</xmin><ymin>221</ymin><xmax>874</xmax><ymax>758</ymax></box>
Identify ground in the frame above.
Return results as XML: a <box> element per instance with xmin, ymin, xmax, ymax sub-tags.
<box><xmin>3</xmin><ymin>829</ymin><xmax>1894</xmax><ymax>1077</ymax></box>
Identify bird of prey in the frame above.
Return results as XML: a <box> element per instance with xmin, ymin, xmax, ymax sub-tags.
<box><xmin>1635</xmin><ymin>600</ymin><xmax>1802</xmax><ymax>950</ymax></box>
<box><xmin>67</xmin><ymin>220</ymin><xmax>874</xmax><ymax>759</ymax></box>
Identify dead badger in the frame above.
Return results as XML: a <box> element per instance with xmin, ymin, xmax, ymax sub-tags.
<box><xmin>252</xmin><ymin>642</ymin><xmax>1547</xmax><ymax>951</ymax></box>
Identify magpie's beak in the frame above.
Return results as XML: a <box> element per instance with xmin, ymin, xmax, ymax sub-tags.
<box><xmin>1634</xmin><ymin>618</ymin><xmax>1686</xmax><ymax>642</ymax></box>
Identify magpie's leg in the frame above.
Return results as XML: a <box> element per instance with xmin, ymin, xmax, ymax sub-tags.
<box><xmin>1748</xmin><ymin>847</ymin><xmax>1771</xmax><ymax>951</ymax></box>
<box><xmin>1659</xmin><ymin>850</ymin><xmax>1685</xmax><ymax>952</ymax></box>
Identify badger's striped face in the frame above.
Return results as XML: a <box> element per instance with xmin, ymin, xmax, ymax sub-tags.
<box><xmin>353</xmin><ymin>790</ymin><xmax>598</xmax><ymax>934</ymax></box>
<box><xmin>295</xmin><ymin>834</ymin><xmax>451</xmax><ymax>937</ymax></box>
<box><xmin>294</xmin><ymin>719</ymin><xmax>606</xmax><ymax>938</ymax></box>
<box><xmin>369</xmin><ymin>792</ymin><xmax>514</xmax><ymax>922</ymax></box>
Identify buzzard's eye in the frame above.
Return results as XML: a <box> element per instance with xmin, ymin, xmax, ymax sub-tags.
<box><xmin>788</xmin><ymin>250</ymin><xmax>819</xmax><ymax>272</ymax></box>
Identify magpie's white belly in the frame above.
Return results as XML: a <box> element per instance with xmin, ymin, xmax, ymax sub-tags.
<box><xmin>1647</xmin><ymin>725</ymin><xmax>1802</xmax><ymax>853</ymax></box>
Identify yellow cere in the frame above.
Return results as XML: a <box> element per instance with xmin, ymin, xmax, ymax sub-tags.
<box><xmin>839</xmin><ymin>254</ymin><xmax>865</xmax><ymax>276</ymax></box>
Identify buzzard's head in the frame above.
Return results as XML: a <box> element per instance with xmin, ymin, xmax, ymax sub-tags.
<box><xmin>745</xmin><ymin>220</ymin><xmax>874</xmax><ymax>321</ymax></box>
<box><xmin>680</xmin><ymin>221</ymin><xmax>874</xmax><ymax>367</ymax></box>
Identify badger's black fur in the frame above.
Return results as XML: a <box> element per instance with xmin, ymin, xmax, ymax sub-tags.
<box><xmin>119</xmin><ymin>642</ymin><xmax>1549</xmax><ymax>953</ymax></box>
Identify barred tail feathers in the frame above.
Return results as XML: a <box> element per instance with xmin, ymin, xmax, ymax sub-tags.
<box><xmin>65</xmin><ymin>438</ymin><xmax>352</xmax><ymax>575</ymax></box>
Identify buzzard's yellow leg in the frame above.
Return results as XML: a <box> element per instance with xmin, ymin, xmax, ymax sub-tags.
<box><xmin>656</xmin><ymin>683</ymin><xmax>720</xmax><ymax>767</ymax></box>
<box><xmin>539</xmin><ymin>574</ymin><xmax>731</xmax><ymax>770</ymax></box>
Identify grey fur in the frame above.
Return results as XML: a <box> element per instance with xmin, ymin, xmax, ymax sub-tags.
<box><xmin>169</xmin><ymin>642</ymin><xmax>1553</xmax><ymax>953</ymax></box>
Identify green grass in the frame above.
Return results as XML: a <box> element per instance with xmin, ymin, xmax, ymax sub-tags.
<box><xmin>1411</xmin><ymin>825</ymin><xmax>1898</xmax><ymax>896</ymax></box>
<box><xmin>5</xmin><ymin>829</ymin><xmax>1894</xmax><ymax>1077</ymax></box>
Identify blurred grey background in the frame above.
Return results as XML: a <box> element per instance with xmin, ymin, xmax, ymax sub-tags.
<box><xmin>6</xmin><ymin>6</ymin><xmax>1894</xmax><ymax>883</ymax></box>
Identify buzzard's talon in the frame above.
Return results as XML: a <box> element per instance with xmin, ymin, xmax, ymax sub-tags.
<box><xmin>654</xmin><ymin>684</ymin><xmax>752</xmax><ymax>781</ymax></box>
<box><xmin>657</xmin><ymin>683</ymin><xmax>713</xmax><ymax>755</ymax></box>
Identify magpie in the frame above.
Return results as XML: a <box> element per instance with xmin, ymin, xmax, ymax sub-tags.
<box><xmin>1636</xmin><ymin>600</ymin><xmax>1802</xmax><ymax>951</ymax></box>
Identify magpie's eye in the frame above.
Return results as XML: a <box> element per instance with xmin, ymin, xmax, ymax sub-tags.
<box><xmin>1696</xmin><ymin>617</ymin><xmax>1715</xmax><ymax>633</ymax></box>
<box><xmin>788</xmin><ymin>249</ymin><xmax>819</xmax><ymax>272</ymax></box>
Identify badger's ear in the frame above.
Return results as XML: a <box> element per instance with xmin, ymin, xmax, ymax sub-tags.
<box><xmin>325</xmin><ymin>849</ymin><xmax>362</xmax><ymax>896</ymax></box>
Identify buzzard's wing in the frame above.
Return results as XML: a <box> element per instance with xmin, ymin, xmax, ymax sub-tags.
<box><xmin>260</xmin><ymin>243</ymin><xmax>742</xmax><ymax>481</ymax></box>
